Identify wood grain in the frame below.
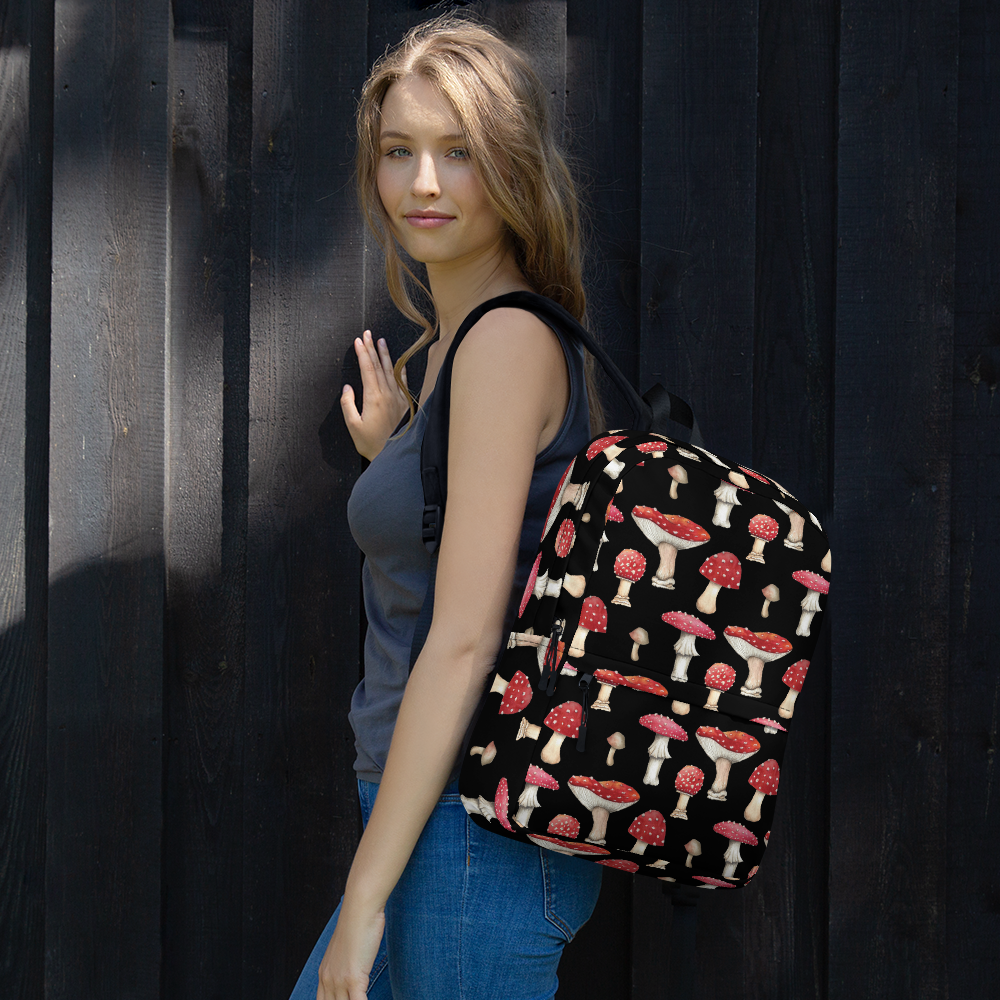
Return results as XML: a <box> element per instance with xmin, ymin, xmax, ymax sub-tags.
<box><xmin>46</xmin><ymin>0</ymin><xmax>170</xmax><ymax>996</ymax></box>
<box><xmin>830</xmin><ymin>2</ymin><xmax>957</xmax><ymax>997</ymax></box>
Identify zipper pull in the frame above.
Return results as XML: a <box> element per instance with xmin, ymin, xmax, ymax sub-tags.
<box><xmin>576</xmin><ymin>673</ymin><xmax>593</xmax><ymax>751</ymax></box>
<box><xmin>538</xmin><ymin>620</ymin><xmax>564</xmax><ymax>695</ymax></box>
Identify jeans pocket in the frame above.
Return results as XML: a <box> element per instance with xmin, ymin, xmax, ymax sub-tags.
<box><xmin>540</xmin><ymin>848</ymin><xmax>603</xmax><ymax>943</ymax></box>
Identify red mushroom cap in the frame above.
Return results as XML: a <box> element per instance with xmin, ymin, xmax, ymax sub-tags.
<box><xmin>613</xmin><ymin>548</ymin><xmax>647</xmax><ymax>582</ymax></box>
<box><xmin>699</xmin><ymin>552</ymin><xmax>742</xmax><ymax>589</ymax></box>
<box><xmin>587</xmin><ymin>435</ymin><xmax>628</xmax><ymax>460</ymax></box>
<box><xmin>635</xmin><ymin>441</ymin><xmax>666</xmax><ymax>454</ymax></box>
<box><xmin>495</xmin><ymin>778</ymin><xmax>513</xmax><ymax>831</ymax></box>
<box><xmin>543</xmin><ymin>459</ymin><xmax>575</xmax><ymax>530</ymax></box>
<box><xmin>634</xmin><ymin>509</ymin><xmax>711</xmax><ymax>543</ymax></box>
<box><xmin>749</xmin><ymin>717</ymin><xmax>787</xmax><ymax>732</ymax></box>
<box><xmin>640</xmin><ymin>714</ymin><xmax>688</xmax><ymax>740</ymax></box>
<box><xmin>606</xmin><ymin>502</ymin><xmax>624</xmax><ymax>523</ymax></box>
<box><xmin>525</xmin><ymin>764</ymin><xmax>560</xmax><ymax>791</ymax></box>
<box><xmin>498</xmin><ymin>670</ymin><xmax>534</xmax><ymax>714</ymax></box>
<box><xmin>592</xmin><ymin>668</ymin><xmax>626</xmax><ymax>687</ymax></box>
<box><xmin>554</xmin><ymin>519</ymin><xmax>577</xmax><ymax>558</ymax></box>
<box><xmin>704</xmin><ymin>662</ymin><xmax>737</xmax><ymax>691</ymax></box>
<box><xmin>695</xmin><ymin>727</ymin><xmax>761</xmax><ymax>755</ymax></box>
<box><xmin>674</xmin><ymin>765</ymin><xmax>705</xmax><ymax>795</ymax></box>
<box><xmin>748</xmin><ymin>514</ymin><xmax>779</xmax><ymax>541</ymax></box>
<box><xmin>628</xmin><ymin>810</ymin><xmax>667</xmax><ymax>846</ymax></box>
<box><xmin>713</xmin><ymin>820</ymin><xmax>758</xmax><ymax>846</ymax></box>
<box><xmin>568</xmin><ymin>775</ymin><xmax>641</xmax><ymax>804</ymax></box>
<box><xmin>597</xmin><ymin>859</ymin><xmax>641</xmax><ymax>873</ymax></box>
<box><xmin>748</xmin><ymin>759</ymin><xmax>780</xmax><ymax>795</ymax></box>
<box><xmin>782</xmin><ymin>659</ymin><xmax>810</xmax><ymax>691</ymax></box>
<box><xmin>579</xmin><ymin>596</ymin><xmax>608</xmax><ymax>633</ymax></box>
<box><xmin>792</xmin><ymin>570</ymin><xmax>830</xmax><ymax>595</ymax></box>
<box><xmin>738</xmin><ymin>465</ymin><xmax>771</xmax><ymax>483</ymax></box>
<box><xmin>662</xmin><ymin>611</ymin><xmax>716</xmax><ymax>641</ymax></box>
<box><xmin>723</xmin><ymin>626</ymin><xmax>793</xmax><ymax>656</ymax></box>
<box><xmin>547</xmin><ymin>814</ymin><xmax>581</xmax><ymax>838</ymax></box>
<box><xmin>693</xmin><ymin>876</ymin><xmax>737</xmax><ymax>887</ymax></box>
<box><xmin>520</xmin><ymin>553</ymin><xmax>542</xmax><ymax>618</ymax></box>
<box><xmin>528</xmin><ymin>833</ymin><xmax>610</xmax><ymax>855</ymax></box>
<box><xmin>622</xmin><ymin>675</ymin><xmax>668</xmax><ymax>697</ymax></box>
<box><xmin>543</xmin><ymin>701</ymin><xmax>583</xmax><ymax>737</ymax></box>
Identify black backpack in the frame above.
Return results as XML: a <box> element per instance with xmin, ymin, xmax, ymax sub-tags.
<box><xmin>410</xmin><ymin>290</ymin><xmax>829</xmax><ymax>927</ymax></box>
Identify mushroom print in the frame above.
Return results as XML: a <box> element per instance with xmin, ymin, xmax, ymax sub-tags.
<box><xmin>540</xmin><ymin>519</ymin><xmax>578</xmax><ymax>599</ymax></box>
<box><xmin>515</xmin><ymin>765</ymin><xmax>560</xmax><ymax>827</ymax></box>
<box><xmin>540</xmin><ymin>701</ymin><xmax>583</xmax><ymax>764</ymax></box>
<box><xmin>746</xmin><ymin>514</ymin><xmax>780</xmax><ymax>563</ymax></box>
<box><xmin>749</xmin><ymin>717</ymin><xmax>787</xmax><ymax>736</ymax></box>
<box><xmin>661</xmin><ymin>611</ymin><xmax>716</xmax><ymax>682</ymax></box>
<box><xmin>728</xmin><ymin>471</ymin><xmax>749</xmax><ymax>489</ymax></box>
<box><xmin>713</xmin><ymin>820</ymin><xmax>758</xmax><ymax>879</ymax></box>
<box><xmin>671</xmin><ymin>765</ymin><xmax>705</xmax><ymax>820</ymax></box>
<box><xmin>636</xmin><ymin>440</ymin><xmax>667</xmax><ymax>460</ymax></box>
<box><xmin>597</xmin><ymin>859</ymin><xmax>641</xmax><ymax>873</ymax></box>
<box><xmin>568</xmin><ymin>597</ymin><xmax>607</xmax><ymax>656</ymax></box>
<box><xmin>468</xmin><ymin>741</ymin><xmax>497</xmax><ymax>765</ymax></box>
<box><xmin>723</xmin><ymin>626</ymin><xmax>793</xmax><ymax>698</ymax></box>
<box><xmin>628</xmin><ymin>627</ymin><xmax>649</xmax><ymax>661</ymax></box>
<box><xmin>520</xmin><ymin>553</ymin><xmax>541</xmax><ymax>618</ymax></box>
<box><xmin>590</xmin><ymin>669</ymin><xmax>627</xmax><ymax>711</ymax></box>
<box><xmin>695</xmin><ymin>727</ymin><xmax>761</xmax><ymax>801</ymax></box>
<box><xmin>491</xmin><ymin>670</ymin><xmax>534</xmax><ymax>715</ymax></box>
<box><xmin>712</xmin><ymin>481</ymin><xmax>742</xmax><ymax>528</ymax></box>
<box><xmin>622</xmin><ymin>675</ymin><xmax>669</xmax><ymax>702</ymax></box>
<box><xmin>703</xmin><ymin>662</ymin><xmax>737</xmax><ymax>710</ymax></box>
<box><xmin>631</xmin><ymin>507</ymin><xmax>710</xmax><ymax>588</ymax></box>
<box><xmin>640</xmin><ymin>714</ymin><xmax>689</xmax><ymax>785</ymax></box>
<box><xmin>744</xmin><ymin>759</ymin><xmax>780</xmax><ymax>823</ymax></box>
<box><xmin>684</xmin><ymin>839</ymin><xmax>702</xmax><ymax>867</ymax></box>
<box><xmin>611</xmin><ymin>549</ymin><xmax>647</xmax><ymax>606</ymax></box>
<box><xmin>774</xmin><ymin>500</ymin><xmax>806</xmax><ymax>551</ymax></box>
<box><xmin>676</xmin><ymin>447</ymin><xmax>699</xmax><ymax>461</ymax></box>
<box><xmin>666</xmin><ymin>464</ymin><xmax>688</xmax><ymax>498</ymax></box>
<box><xmin>541</xmin><ymin>458</ymin><xmax>576</xmax><ymax>541</ymax></box>
<box><xmin>693</xmin><ymin>876</ymin><xmax>737</xmax><ymax>889</ymax></box>
<box><xmin>527</xmin><ymin>834</ymin><xmax>610</xmax><ymax>858</ymax></box>
<box><xmin>791</xmin><ymin>570</ymin><xmax>830</xmax><ymax>636</ymax></box>
<box><xmin>628</xmin><ymin>810</ymin><xmax>667</xmax><ymax>854</ymax></box>
<box><xmin>495</xmin><ymin>778</ymin><xmax>514</xmax><ymax>831</ymax></box>
<box><xmin>695</xmin><ymin>551</ymin><xmax>742</xmax><ymax>614</ymax></box>
<box><xmin>547</xmin><ymin>814</ymin><xmax>581</xmax><ymax>839</ymax></box>
<box><xmin>586</xmin><ymin>434</ymin><xmax>629</xmax><ymax>478</ymax></box>
<box><xmin>760</xmin><ymin>584</ymin><xmax>780</xmax><ymax>618</ymax></box>
<box><xmin>779</xmin><ymin>659</ymin><xmax>810</xmax><ymax>718</ymax></box>
<box><xmin>606</xmin><ymin>732</ymin><xmax>626</xmax><ymax>765</ymax></box>
<box><xmin>567</xmin><ymin>776</ymin><xmax>641</xmax><ymax>845</ymax></box>
<box><xmin>592</xmin><ymin>501</ymin><xmax>624</xmax><ymax>571</ymax></box>
<box><xmin>516</xmin><ymin>716</ymin><xmax>542</xmax><ymax>741</ymax></box>
<box><xmin>822</xmin><ymin>549</ymin><xmax>832</xmax><ymax>573</ymax></box>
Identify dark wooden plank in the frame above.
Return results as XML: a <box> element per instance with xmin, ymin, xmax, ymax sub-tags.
<box><xmin>746</xmin><ymin>1</ymin><xmax>838</xmax><ymax>997</ymax></box>
<box><xmin>46</xmin><ymin>1</ymin><xmax>170</xmax><ymax>996</ymax></box>
<box><xmin>947</xmin><ymin>0</ymin><xmax>1000</xmax><ymax>991</ymax></box>
<box><xmin>0</xmin><ymin>2</ymin><xmax>51</xmax><ymax>997</ymax></box>
<box><xmin>245</xmin><ymin>1</ymin><xmax>369</xmax><ymax>994</ymax></box>
<box><xmin>639</xmin><ymin>4</ymin><xmax>760</xmax><ymax>998</ymax></box>
<box><xmin>161</xmin><ymin>3</ymin><xmax>254</xmax><ymax>997</ymax></box>
<box><xmin>830</xmin><ymin>2</ymin><xmax>957</xmax><ymax>997</ymax></box>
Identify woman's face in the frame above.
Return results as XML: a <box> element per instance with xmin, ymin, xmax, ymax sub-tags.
<box><xmin>376</xmin><ymin>74</ymin><xmax>507</xmax><ymax>267</ymax></box>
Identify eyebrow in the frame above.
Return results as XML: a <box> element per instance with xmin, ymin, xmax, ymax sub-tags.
<box><xmin>379</xmin><ymin>130</ymin><xmax>466</xmax><ymax>143</ymax></box>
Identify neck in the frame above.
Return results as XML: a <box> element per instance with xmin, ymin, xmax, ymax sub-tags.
<box><xmin>426</xmin><ymin>242</ymin><xmax>532</xmax><ymax>343</ymax></box>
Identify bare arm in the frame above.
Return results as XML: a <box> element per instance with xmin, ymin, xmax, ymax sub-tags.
<box><xmin>318</xmin><ymin>308</ymin><xmax>569</xmax><ymax>998</ymax></box>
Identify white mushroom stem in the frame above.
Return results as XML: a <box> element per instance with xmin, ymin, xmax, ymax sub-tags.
<box><xmin>670</xmin><ymin>632</ymin><xmax>698</xmax><ymax>682</ymax></box>
<box><xmin>779</xmin><ymin>688</ymin><xmax>800</xmax><ymax>719</ymax></box>
<box><xmin>543</xmin><ymin>575</ymin><xmax>564</xmax><ymax>599</ymax></box>
<box><xmin>563</xmin><ymin>574</ymin><xmax>587</xmax><ymax>598</ymax></box>
<box><xmin>630</xmin><ymin>640</ymin><xmax>643</xmax><ymax>661</ymax></box>
<box><xmin>704</xmin><ymin>689</ymin><xmax>724</xmax><ymax>710</ymax></box>
<box><xmin>672</xmin><ymin>700</ymin><xmax>691</xmax><ymax>715</ymax></box>
<box><xmin>744</xmin><ymin>790</ymin><xmax>766</xmax><ymax>824</ymax></box>
<box><xmin>740</xmin><ymin>655</ymin><xmax>766</xmax><ymax>697</ymax></box>
<box><xmin>477</xmin><ymin>796</ymin><xmax>497</xmax><ymax>823</ymax></box>
<box><xmin>670</xmin><ymin>793</ymin><xmax>692</xmax><ymax>820</ymax></box>
<box><xmin>603</xmin><ymin>446</ymin><xmax>626</xmax><ymax>478</ymax></box>
<box><xmin>568</xmin><ymin>625</ymin><xmax>590</xmax><ymax>656</ymax></box>
<box><xmin>747</xmin><ymin>536</ymin><xmax>768</xmax><ymax>562</ymax></box>
<box><xmin>540</xmin><ymin>731</ymin><xmax>569</xmax><ymax>765</ymax></box>
<box><xmin>695</xmin><ymin>580</ymin><xmax>722</xmax><ymax>615</ymax></box>
<box><xmin>648</xmin><ymin>859</ymin><xmax>669</xmax><ymax>869</ymax></box>
<box><xmin>630</xmin><ymin>839</ymin><xmax>652</xmax><ymax>855</ymax></box>
<box><xmin>643</xmin><ymin>735</ymin><xmax>673</xmax><ymax>785</ymax></box>
<box><xmin>586</xmin><ymin>807</ymin><xmax>611</xmax><ymax>844</ymax></box>
<box><xmin>490</xmin><ymin>675</ymin><xmax>508</xmax><ymax>697</ymax></box>
<box><xmin>591</xmin><ymin>684</ymin><xmax>615</xmax><ymax>711</ymax></box>
<box><xmin>708</xmin><ymin>758</ymin><xmax>732</xmax><ymax>800</ymax></box>
<box><xmin>593</xmin><ymin>532</ymin><xmax>608</xmax><ymax>571</ymax></box>
<box><xmin>796</xmin><ymin>590</ymin><xmax>823</xmax><ymax>636</ymax></box>
<box><xmin>761</xmin><ymin>596</ymin><xmax>773</xmax><ymax>617</ymax></box>
<box><xmin>783</xmin><ymin>512</ymin><xmax>805</xmax><ymax>550</ymax></box>
<box><xmin>460</xmin><ymin>794</ymin><xmax>481</xmax><ymax>816</ymax></box>
<box><xmin>515</xmin><ymin>783</ymin><xmax>541</xmax><ymax>827</ymax></box>
<box><xmin>612</xmin><ymin>578</ymin><xmax>635</xmax><ymax>606</ymax></box>
<box><xmin>712</xmin><ymin>484</ymin><xmax>740</xmax><ymax>527</ymax></box>
<box><xmin>652</xmin><ymin>542</ymin><xmax>679</xmax><ymax>588</ymax></box>
<box><xmin>533</xmin><ymin>571</ymin><xmax>549</xmax><ymax>600</ymax></box>
<box><xmin>517</xmin><ymin>717</ymin><xmax>542</xmax><ymax>740</ymax></box>
<box><xmin>821</xmin><ymin>549</ymin><xmax>832</xmax><ymax>573</ymax></box>
<box><xmin>722</xmin><ymin>838</ymin><xmax>745</xmax><ymax>879</ymax></box>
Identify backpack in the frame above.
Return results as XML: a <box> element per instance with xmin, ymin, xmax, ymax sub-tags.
<box><xmin>411</xmin><ymin>291</ymin><xmax>830</xmax><ymax>893</ymax></box>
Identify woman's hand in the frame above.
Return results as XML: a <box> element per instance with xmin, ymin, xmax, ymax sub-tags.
<box><xmin>341</xmin><ymin>330</ymin><xmax>409</xmax><ymax>460</ymax></box>
<box><xmin>316</xmin><ymin>900</ymin><xmax>386</xmax><ymax>1000</ymax></box>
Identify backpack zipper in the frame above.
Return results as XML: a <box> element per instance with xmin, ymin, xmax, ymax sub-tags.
<box><xmin>576</xmin><ymin>672</ymin><xmax>593</xmax><ymax>751</ymax></box>
<box><xmin>538</xmin><ymin>620</ymin><xmax>563</xmax><ymax>695</ymax></box>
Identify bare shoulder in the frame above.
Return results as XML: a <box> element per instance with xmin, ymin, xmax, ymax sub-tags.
<box><xmin>452</xmin><ymin>306</ymin><xmax>565</xmax><ymax>379</ymax></box>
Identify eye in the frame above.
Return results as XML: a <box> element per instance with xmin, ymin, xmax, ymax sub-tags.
<box><xmin>384</xmin><ymin>146</ymin><xmax>411</xmax><ymax>158</ymax></box>
<box><xmin>446</xmin><ymin>147</ymin><xmax>470</xmax><ymax>160</ymax></box>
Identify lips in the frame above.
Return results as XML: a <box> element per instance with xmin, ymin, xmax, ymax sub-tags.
<box><xmin>404</xmin><ymin>211</ymin><xmax>454</xmax><ymax>228</ymax></box>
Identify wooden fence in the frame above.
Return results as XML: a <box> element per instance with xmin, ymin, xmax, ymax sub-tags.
<box><xmin>1</xmin><ymin>0</ymin><xmax>997</xmax><ymax>997</ymax></box>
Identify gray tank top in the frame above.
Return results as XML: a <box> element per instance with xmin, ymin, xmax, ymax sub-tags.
<box><xmin>347</xmin><ymin>317</ymin><xmax>590</xmax><ymax>784</ymax></box>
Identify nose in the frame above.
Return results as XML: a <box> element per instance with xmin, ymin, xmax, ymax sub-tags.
<box><xmin>411</xmin><ymin>151</ymin><xmax>440</xmax><ymax>199</ymax></box>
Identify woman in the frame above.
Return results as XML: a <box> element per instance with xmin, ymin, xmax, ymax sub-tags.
<box><xmin>289</xmin><ymin>15</ymin><xmax>604</xmax><ymax>1000</ymax></box>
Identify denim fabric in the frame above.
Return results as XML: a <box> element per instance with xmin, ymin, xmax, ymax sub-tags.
<box><xmin>288</xmin><ymin>777</ymin><xmax>603</xmax><ymax>1000</ymax></box>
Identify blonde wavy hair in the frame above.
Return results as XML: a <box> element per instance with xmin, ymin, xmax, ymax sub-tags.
<box><xmin>355</xmin><ymin>13</ymin><xmax>605</xmax><ymax>431</ymax></box>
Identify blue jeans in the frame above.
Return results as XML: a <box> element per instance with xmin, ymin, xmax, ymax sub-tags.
<box><xmin>288</xmin><ymin>777</ymin><xmax>603</xmax><ymax>1000</ymax></box>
